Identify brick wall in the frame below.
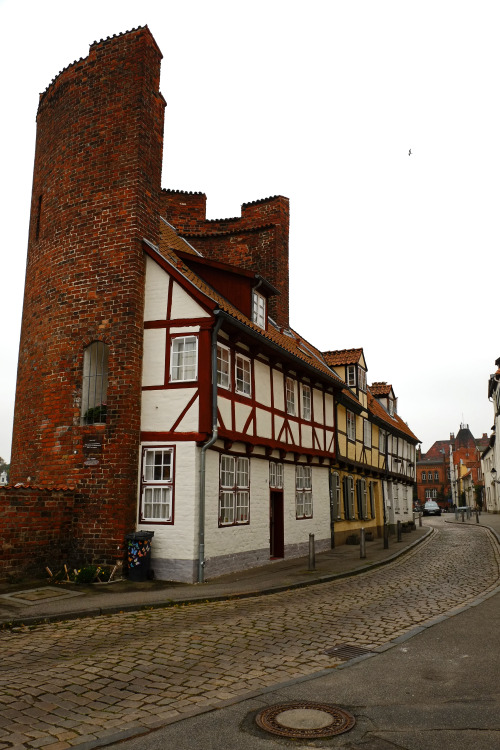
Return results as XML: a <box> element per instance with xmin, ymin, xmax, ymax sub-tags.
<box><xmin>0</xmin><ymin>488</ymin><xmax>83</xmax><ymax>581</ymax></box>
<box><xmin>10</xmin><ymin>27</ymin><xmax>166</xmax><ymax>563</ymax></box>
<box><xmin>160</xmin><ymin>191</ymin><xmax>290</xmax><ymax>328</ymax></box>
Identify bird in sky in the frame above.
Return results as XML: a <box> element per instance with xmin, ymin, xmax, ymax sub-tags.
<box><xmin>409</xmin><ymin>149</ymin><xmax>412</xmax><ymax>156</ymax></box>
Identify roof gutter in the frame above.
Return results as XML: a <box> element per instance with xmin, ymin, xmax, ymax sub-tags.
<box><xmin>198</xmin><ymin>312</ymin><xmax>223</xmax><ymax>583</ymax></box>
<box><xmin>214</xmin><ymin>309</ymin><xmax>345</xmax><ymax>392</ymax></box>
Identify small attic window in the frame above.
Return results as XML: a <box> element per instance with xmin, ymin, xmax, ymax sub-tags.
<box><xmin>252</xmin><ymin>290</ymin><xmax>266</xmax><ymax>329</ymax></box>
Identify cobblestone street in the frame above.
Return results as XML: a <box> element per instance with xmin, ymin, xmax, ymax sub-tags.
<box><xmin>1</xmin><ymin>522</ymin><xmax>499</xmax><ymax>750</ymax></box>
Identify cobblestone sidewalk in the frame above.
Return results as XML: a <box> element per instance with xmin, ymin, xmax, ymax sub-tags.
<box><xmin>1</xmin><ymin>524</ymin><xmax>499</xmax><ymax>750</ymax></box>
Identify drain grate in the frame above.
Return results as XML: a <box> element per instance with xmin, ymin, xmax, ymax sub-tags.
<box><xmin>324</xmin><ymin>643</ymin><xmax>373</xmax><ymax>660</ymax></box>
<box><xmin>255</xmin><ymin>702</ymin><xmax>355</xmax><ymax>739</ymax></box>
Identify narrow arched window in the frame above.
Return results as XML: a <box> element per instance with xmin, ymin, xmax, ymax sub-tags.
<box><xmin>82</xmin><ymin>342</ymin><xmax>109</xmax><ymax>425</ymax></box>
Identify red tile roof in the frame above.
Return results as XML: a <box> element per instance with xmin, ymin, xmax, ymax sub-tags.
<box><xmin>368</xmin><ymin>391</ymin><xmax>419</xmax><ymax>442</ymax></box>
<box><xmin>370</xmin><ymin>382</ymin><xmax>392</xmax><ymax>396</ymax></box>
<box><xmin>154</xmin><ymin>225</ymin><xmax>346</xmax><ymax>385</ymax></box>
<box><xmin>323</xmin><ymin>348</ymin><xmax>363</xmax><ymax>366</ymax></box>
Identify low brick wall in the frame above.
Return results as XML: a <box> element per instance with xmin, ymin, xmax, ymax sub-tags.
<box><xmin>0</xmin><ymin>487</ymin><xmax>80</xmax><ymax>581</ymax></box>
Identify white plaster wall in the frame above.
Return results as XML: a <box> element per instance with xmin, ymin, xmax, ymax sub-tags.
<box><xmin>218</xmin><ymin>394</ymin><xmax>232</xmax><ymax>431</ymax></box>
<box><xmin>301</xmin><ymin>423</ymin><xmax>313</xmax><ymax>448</ymax></box>
<box><xmin>324</xmin><ymin>393</ymin><xmax>334</xmax><ymax>427</ymax></box>
<box><xmin>289</xmin><ymin>420</ymin><xmax>299</xmax><ymax>445</ymax></box>
<box><xmin>313</xmin><ymin>389</ymin><xmax>324</xmax><ymax>424</ymax></box>
<box><xmin>235</xmin><ymin>401</ymin><xmax>253</xmax><ymax>434</ymax></box>
<box><xmin>141</xmin><ymin>389</ymin><xmax>198</xmax><ymax>432</ymax></box>
<box><xmin>256</xmin><ymin>407</ymin><xmax>272</xmax><ymax>439</ymax></box>
<box><xmin>254</xmin><ymin>360</ymin><xmax>271</xmax><ymax>406</ymax></box>
<box><xmin>204</xmin><ymin>451</ymin><xmax>270</xmax><ymax>559</ymax></box>
<box><xmin>142</xmin><ymin>329</ymin><xmax>166</xmax><ymax>387</ymax></box>
<box><xmin>273</xmin><ymin>370</ymin><xmax>285</xmax><ymax>411</ymax></box>
<box><xmin>283</xmin><ymin>463</ymin><xmax>331</xmax><ymax>544</ymax></box>
<box><xmin>171</xmin><ymin>280</ymin><xmax>211</xmax><ymax>319</ymax></box>
<box><xmin>138</xmin><ymin>441</ymin><xmax>198</xmax><ymax>560</ymax></box>
<box><xmin>144</xmin><ymin>256</ymin><xmax>169</xmax><ymax>321</ymax></box>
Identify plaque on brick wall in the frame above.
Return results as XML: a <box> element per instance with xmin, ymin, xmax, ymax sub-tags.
<box><xmin>83</xmin><ymin>435</ymin><xmax>103</xmax><ymax>452</ymax></box>
<box><xmin>83</xmin><ymin>435</ymin><xmax>103</xmax><ymax>466</ymax></box>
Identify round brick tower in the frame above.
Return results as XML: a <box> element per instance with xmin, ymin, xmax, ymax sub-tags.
<box><xmin>10</xmin><ymin>27</ymin><xmax>166</xmax><ymax>562</ymax></box>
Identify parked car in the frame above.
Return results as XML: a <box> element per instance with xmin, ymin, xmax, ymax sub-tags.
<box><xmin>423</xmin><ymin>500</ymin><xmax>441</xmax><ymax>516</ymax></box>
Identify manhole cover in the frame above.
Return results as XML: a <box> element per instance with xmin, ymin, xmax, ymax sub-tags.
<box><xmin>255</xmin><ymin>701</ymin><xmax>355</xmax><ymax>738</ymax></box>
<box><xmin>0</xmin><ymin>587</ymin><xmax>84</xmax><ymax>606</ymax></box>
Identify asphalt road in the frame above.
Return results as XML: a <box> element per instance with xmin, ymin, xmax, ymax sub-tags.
<box><xmin>1</xmin><ymin>517</ymin><xmax>499</xmax><ymax>750</ymax></box>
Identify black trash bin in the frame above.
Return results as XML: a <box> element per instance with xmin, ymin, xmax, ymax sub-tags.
<box><xmin>125</xmin><ymin>531</ymin><xmax>154</xmax><ymax>582</ymax></box>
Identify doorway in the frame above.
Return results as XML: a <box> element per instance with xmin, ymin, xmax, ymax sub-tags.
<box><xmin>270</xmin><ymin>491</ymin><xmax>284</xmax><ymax>558</ymax></box>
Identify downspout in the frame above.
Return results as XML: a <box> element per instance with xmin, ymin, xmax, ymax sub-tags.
<box><xmin>198</xmin><ymin>311</ymin><xmax>223</xmax><ymax>583</ymax></box>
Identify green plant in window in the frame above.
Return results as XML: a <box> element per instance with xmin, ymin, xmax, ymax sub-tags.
<box><xmin>83</xmin><ymin>403</ymin><xmax>107</xmax><ymax>425</ymax></box>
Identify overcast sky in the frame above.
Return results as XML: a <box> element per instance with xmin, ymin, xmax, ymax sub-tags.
<box><xmin>0</xmin><ymin>0</ymin><xmax>498</xmax><ymax>461</ymax></box>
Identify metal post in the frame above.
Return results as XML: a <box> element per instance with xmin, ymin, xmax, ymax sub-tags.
<box><xmin>383</xmin><ymin>523</ymin><xmax>389</xmax><ymax>549</ymax></box>
<box><xmin>455</xmin><ymin>508</ymin><xmax>458</xmax><ymax>520</ymax></box>
<box><xmin>397</xmin><ymin>519</ymin><xmax>402</xmax><ymax>542</ymax></box>
<box><xmin>461</xmin><ymin>510</ymin><xmax>465</xmax><ymax>522</ymax></box>
<box><xmin>360</xmin><ymin>527</ymin><xmax>366</xmax><ymax>559</ymax></box>
<box><xmin>308</xmin><ymin>533</ymin><xmax>316</xmax><ymax>570</ymax></box>
<box><xmin>475</xmin><ymin>510</ymin><xmax>480</xmax><ymax>524</ymax></box>
<box><xmin>419</xmin><ymin>512</ymin><xmax>422</xmax><ymax>527</ymax></box>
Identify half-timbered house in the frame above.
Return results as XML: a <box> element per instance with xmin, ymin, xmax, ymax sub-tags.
<box><xmin>7</xmin><ymin>28</ymin><xmax>419</xmax><ymax>582</ymax></box>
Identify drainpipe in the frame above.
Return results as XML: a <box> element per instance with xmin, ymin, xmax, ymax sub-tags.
<box><xmin>198</xmin><ymin>311</ymin><xmax>223</xmax><ymax>583</ymax></box>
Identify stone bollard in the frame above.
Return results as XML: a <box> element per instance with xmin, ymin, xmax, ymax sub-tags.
<box><xmin>360</xmin><ymin>527</ymin><xmax>366</xmax><ymax>559</ymax></box>
<box><xmin>308</xmin><ymin>533</ymin><xmax>316</xmax><ymax>571</ymax></box>
<box><xmin>455</xmin><ymin>508</ymin><xmax>458</xmax><ymax>520</ymax></box>
<box><xmin>397</xmin><ymin>519</ymin><xmax>402</xmax><ymax>542</ymax></box>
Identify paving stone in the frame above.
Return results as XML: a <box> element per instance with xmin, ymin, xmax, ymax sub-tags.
<box><xmin>1</xmin><ymin>525</ymin><xmax>499</xmax><ymax>749</ymax></box>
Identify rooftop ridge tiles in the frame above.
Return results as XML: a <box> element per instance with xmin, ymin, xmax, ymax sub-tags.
<box><xmin>182</xmin><ymin>222</ymin><xmax>276</xmax><ymax>237</ymax></box>
<box><xmin>161</xmin><ymin>188</ymin><xmax>206</xmax><ymax>196</ymax></box>
<box><xmin>241</xmin><ymin>195</ymin><xmax>287</xmax><ymax>207</ymax></box>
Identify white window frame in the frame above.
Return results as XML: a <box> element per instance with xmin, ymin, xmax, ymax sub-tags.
<box><xmin>82</xmin><ymin>341</ymin><xmax>109</xmax><ymax>425</ymax></box>
<box><xmin>295</xmin><ymin>465</ymin><xmax>313</xmax><ymax>518</ymax></box>
<box><xmin>358</xmin><ymin>367</ymin><xmax>367</xmax><ymax>393</ymax></box>
<box><xmin>363</xmin><ymin>419</ymin><xmax>372</xmax><ymax>448</ymax></box>
<box><xmin>388</xmin><ymin>398</ymin><xmax>394</xmax><ymax>416</ymax></box>
<box><xmin>394</xmin><ymin>484</ymin><xmax>400</xmax><ymax>513</ymax></box>
<box><xmin>286</xmin><ymin>377</ymin><xmax>296</xmax><ymax>416</ymax></box>
<box><xmin>252</xmin><ymin>290</ymin><xmax>266</xmax><ymax>329</ymax></box>
<box><xmin>344</xmin><ymin>475</ymin><xmax>355</xmax><ymax>519</ymax></box>
<box><xmin>235</xmin><ymin>353</ymin><xmax>252</xmax><ymax>397</ymax></box>
<box><xmin>379</xmin><ymin>428</ymin><xmax>387</xmax><ymax>454</ymax></box>
<box><xmin>347</xmin><ymin>365</ymin><xmax>356</xmax><ymax>387</ymax></box>
<box><xmin>331</xmin><ymin>471</ymin><xmax>341</xmax><ymax>519</ymax></box>
<box><xmin>269</xmin><ymin>461</ymin><xmax>284</xmax><ymax>489</ymax></box>
<box><xmin>369</xmin><ymin>481</ymin><xmax>376</xmax><ymax>518</ymax></box>
<box><xmin>358</xmin><ymin>478</ymin><xmax>368</xmax><ymax>519</ymax></box>
<box><xmin>170</xmin><ymin>335</ymin><xmax>198</xmax><ymax>382</ymax></box>
<box><xmin>219</xmin><ymin>455</ymin><xmax>250</xmax><ymax>526</ymax></box>
<box><xmin>217</xmin><ymin>343</ymin><xmax>231</xmax><ymax>389</ymax></box>
<box><xmin>347</xmin><ymin>410</ymin><xmax>356</xmax><ymax>441</ymax></box>
<box><xmin>140</xmin><ymin>446</ymin><xmax>174</xmax><ymax>523</ymax></box>
<box><xmin>301</xmin><ymin>384</ymin><xmax>312</xmax><ymax>420</ymax></box>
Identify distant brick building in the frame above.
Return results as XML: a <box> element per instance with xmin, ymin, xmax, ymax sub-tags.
<box><xmin>416</xmin><ymin>425</ymin><xmax>487</xmax><ymax>508</ymax></box>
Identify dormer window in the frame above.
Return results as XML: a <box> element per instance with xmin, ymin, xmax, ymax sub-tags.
<box><xmin>388</xmin><ymin>398</ymin><xmax>395</xmax><ymax>416</ymax></box>
<box><xmin>347</xmin><ymin>365</ymin><xmax>356</xmax><ymax>387</ymax></box>
<box><xmin>358</xmin><ymin>367</ymin><xmax>367</xmax><ymax>393</ymax></box>
<box><xmin>252</xmin><ymin>291</ymin><xmax>266</xmax><ymax>329</ymax></box>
